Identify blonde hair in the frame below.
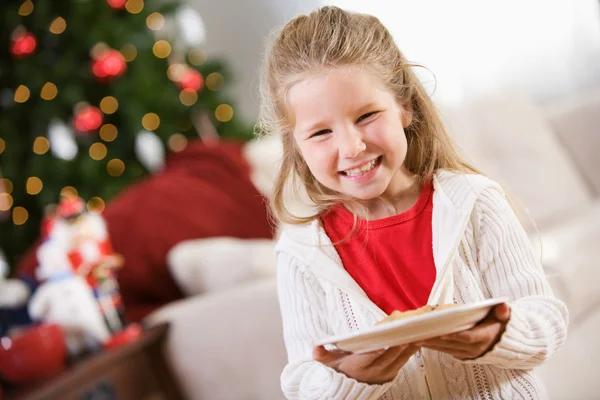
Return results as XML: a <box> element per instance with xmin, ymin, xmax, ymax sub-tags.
<box><xmin>257</xmin><ymin>6</ymin><xmax>480</xmax><ymax>225</ymax></box>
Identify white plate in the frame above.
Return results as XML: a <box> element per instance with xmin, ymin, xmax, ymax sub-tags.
<box><xmin>315</xmin><ymin>297</ymin><xmax>509</xmax><ymax>354</ymax></box>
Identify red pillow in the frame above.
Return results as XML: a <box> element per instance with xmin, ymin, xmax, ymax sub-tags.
<box><xmin>17</xmin><ymin>141</ymin><xmax>274</xmax><ymax>322</ymax></box>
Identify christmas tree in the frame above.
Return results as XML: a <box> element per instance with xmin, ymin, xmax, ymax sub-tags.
<box><xmin>0</xmin><ymin>0</ymin><xmax>254</xmax><ymax>270</ymax></box>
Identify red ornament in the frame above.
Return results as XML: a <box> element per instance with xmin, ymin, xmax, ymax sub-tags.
<box><xmin>107</xmin><ymin>0</ymin><xmax>127</xmax><ymax>9</ymax></box>
<box><xmin>92</xmin><ymin>49</ymin><xmax>127</xmax><ymax>83</ymax></box>
<box><xmin>73</xmin><ymin>106</ymin><xmax>103</xmax><ymax>134</ymax></box>
<box><xmin>10</xmin><ymin>32</ymin><xmax>37</xmax><ymax>59</ymax></box>
<box><xmin>179</xmin><ymin>69</ymin><xmax>204</xmax><ymax>92</ymax></box>
<box><xmin>57</xmin><ymin>196</ymin><xmax>86</xmax><ymax>219</ymax></box>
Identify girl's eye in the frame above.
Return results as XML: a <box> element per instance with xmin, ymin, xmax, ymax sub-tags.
<box><xmin>356</xmin><ymin>111</ymin><xmax>378</xmax><ymax>123</ymax></box>
<box><xmin>310</xmin><ymin>129</ymin><xmax>331</xmax><ymax>138</ymax></box>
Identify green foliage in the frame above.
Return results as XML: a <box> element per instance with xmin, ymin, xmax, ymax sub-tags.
<box><xmin>0</xmin><ymin>0</ymin><xmax>253</xmax><ymax>271</ymax></box>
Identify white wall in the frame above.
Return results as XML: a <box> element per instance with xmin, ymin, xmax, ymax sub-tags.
<box><xmin>186</xmin><ymin>0</ymin><xmax>600</xmax><ymax>119</ymax></box>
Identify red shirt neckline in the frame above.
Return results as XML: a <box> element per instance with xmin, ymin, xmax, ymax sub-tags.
<box><xmin>326</xmin><ymin>180</ymin><xmax>433</xmax><ymax>230</ymax></box>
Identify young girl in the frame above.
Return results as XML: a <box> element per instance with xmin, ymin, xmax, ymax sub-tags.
<box><xmin>258</xmin><ymin>6</ymin><xmax>568</xmax><ymax>399</ymax></box>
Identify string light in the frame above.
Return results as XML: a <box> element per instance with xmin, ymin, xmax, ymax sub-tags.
<box><xmin>215</xmin><ymin>104</ymin><xmax>234</xmax><ymax>122</ymax></box>
<box><xmin>26</xmin><ymin>177</ymin><xmax>43</xmax><ymax>195</ymax></box>
<box><xmin>99</xmin><ymin>96</ymin><xmax>118</xmax><ymax>114</ymax></box>
<box><xmin>87</xmin><ymin>196</ymin><xmax>106</xmax><ymax>213</ymax></box>
<box><xmin>60</xmin><ymin>186</ymin><xmax>78</xmax><ymax>197</ymax></box>
<box><xmin>99</xmin><ymin>124</ymin><xmax>118</xmax><ymax>142</ymax></box>
<box><xmin>142</xmin><ymin>113</ymin><xmax>160</xmax><ymax>131</ymax></box>
<box><xmin>120</xmin><ymin>44</ymin><xmax>137</xmax><ymax>62</ymax></box>
<box><xmin>179</xmin><ymin>89</ymin><xmax>198</xmax><ymax>106</ymax></box>
<box><xmin>0</xmin><ymin>193</ymin><xmax>13</xmax><ymax>212</ymax></box>
<box><xmin>40</xmin><ymin>82</ymin><xmax>58</xmax><ymax>100</ymax></box>
<box><xmin>12</xmin><ymin>207</ymin><xmax>28</xmax><ymax>225</ymax></box>
<box><xmin>125</xmin><ymin>0</ymin><xmax>144</xmax><ymax>14</ymax></box>
<box><xmin>18</xmin><ymin>1</ymin><xmax>34</xmax><ymax>16</ymax></box>
<box><xmin>0</xmin><ymin>138</ymin><xmax>5</xmax><ymax>154</ymax></box>
<box><xmin>49</xmin><ymin>17</ymin><xmax>67</xmax><ymax>35</ymax></box>
<box><xmin>146</xmin><ymin>12</ymin><xmax>165</xmax><ymax>31</ymax></box>
<box><xmin>33</xmin><ymin>137</ymin><xmax>50</xmax><ymax>154</ymax></box>
<box><xmin>206</xmin><ymin>73</ymin><xmax>224</xmax><ymax>91</ymax></box>
<box><xmin>107</xmin><ymin>159</ymin><xmax>125</xmax><ymax>176</ymax></box>
<box><xmin>188</xmin><ymin>49</ymin><xmax>206</xmax><ymax>66</ymax></box>
<box><xmin>1</xmin><ymin>179</ymin><xmax>13</xmax><ymax>194</ymax></box>
<box><xmin>90</xmin><ymin>42</ymin><xmax>109</xmax><ymax>59</ymax></box>
<box><xmin>167</xmin><ymin>64</ymin><xmax>186</xmax><ymax>82</ymax></box>
<box><xmin>168</xmin><ymin>133</ymin><xmax>188</xmax><ymax>152</ymax></box>
<box><xmin>14</xmin><ymin>85</ymin><xmax>30</xmax><ymax>103</ymax></box>
<box><xmin>89</xmin><ymin>143</ymin><xmax>108</xmax><ymax>160</ymax></box>
<box><xmin>152</xmin><ymin>40</ymin><xmax>171</xmax><ymax>59</ymax></box>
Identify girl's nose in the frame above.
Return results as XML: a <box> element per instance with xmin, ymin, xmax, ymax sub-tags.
<box><xmin>339</xmin><ymin>128</ymin><xmax>366</xmax><ymax>158</ymax></box>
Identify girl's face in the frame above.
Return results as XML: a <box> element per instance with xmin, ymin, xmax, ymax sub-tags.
<box><xmin>289</xmin><ymin>67</ymin><xmax>414</xmax><ymax>206</ymax></box>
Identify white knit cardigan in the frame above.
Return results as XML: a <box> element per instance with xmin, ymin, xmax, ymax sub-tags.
<box><xmin>274</xmin><ymin>170</ymin><xmax>568</xmax><ymax>400</ymax></box>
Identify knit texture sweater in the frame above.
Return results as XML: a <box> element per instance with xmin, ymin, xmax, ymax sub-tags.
<box><xmin>275</xmin><ymin>170</ymin><xmax>568</xmax><ymax>400</ymax></box>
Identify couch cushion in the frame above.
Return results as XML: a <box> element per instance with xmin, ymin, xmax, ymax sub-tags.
<box><xmin>531</xmin><ymin>200</ymin><xmax>600</xmax><ymax>324</ymax></box>
<box><xmin>538</xmin><ymin>306</ymin><xmax>600</xmax><ymax>399</ymax></box>
<box><xmin>442</xmin><ymin>92</ymin><xmax>592</xmax><ymax>228</ymax></box>
<box><xmin>545</xmin><ymin>88</ymin><xmax>600</xmax><ymax>195</ymax></box>
<box><xmin>144</xmin><ymin>278</ymin><xmax>286</xmax><ymax>400</ymax></box>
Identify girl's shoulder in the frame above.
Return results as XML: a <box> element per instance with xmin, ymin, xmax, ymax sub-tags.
<box><xmin>434</xmin><ymin>169</ymin><xmax>505</xmax><ymax>209</ymax></box>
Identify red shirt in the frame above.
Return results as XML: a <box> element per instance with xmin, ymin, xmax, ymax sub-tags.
<box><xmin>321</xmin><ymin>181</ymin><xmax>436</xmax><ymax>314</ymax></box>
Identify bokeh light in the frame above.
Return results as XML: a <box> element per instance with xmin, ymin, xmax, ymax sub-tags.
<box><xmin>33</xmin><ymin>137</ymin><xmax>50</xmax><ymax>155</ymax></box>
<box><xmin>179</xmin><ymin>89</ymin><xmax>198</xmax><ymax>106</ymax></box>
<box><xmin>1</xmin><ymin>179</ymin><xmax>13</xmax><ymax>194</ymax></box>
<box><xmin>26</xmin><ymin>177</ymin><xmax>43</xmax><ymax>195</ymax></box>
<box><xmin>100</xmin><ymin>124</ymin><xmax>118</xmax><ymax>142</ymax></box>
<box><xmin>215</xmin><ymin>104</ymin><xmax>234</xmax><ymax>122</ymax></box>
<box><xmin>14</xmin><ymin>85</ymin><xmax>30</xmax><ymax>103</ymax></box>
<box><xmin>49</xmin><ymin>17</ymin><xmax>67</xmax><ymax>35</ymax></box>
<box><xmin>188</xmin><ymin>48</ymin><xmax>206</xmax><ymax>66</ymax></box>
<box><xmin>107</xmin><ymin>159</ymin><xmax>125</xmax><ymax>176</ymax></box>
<box><xmin>168</xmin><ymin>133</ymin><xmax>188</xmax><ymax>152</ymax></box>
<box><xmin>0</xmin><ymin>194</ymin><xmax>13</xmax><ymax>212</ymax></box>
<box><xmin>89</xmin><ymin>142</ymin><xmax>108</xmax><ymax>160</ymax></box>
<box><xmin>152</xmin><ymin>40</ymin><xmax>171</xmax><ymax>59</ymax></box>
<box><xmin>60</xmin><ymin>186</ymin><xmax>78</xmax><ymax>197</ymax></box>
<box><xmin>167</xmin><ymin>64</ymin><xmax>186</xmax><ymax>82</ymax></box>
<box><xmin>146</xmin><ymin>12</ymin><xmax>165</xmax><ymax>31</ymax></box>
<box><xmin>142</xmin><ymin>113</ymin><xmax>160</xmax><ymax>131</ymax></box>
<box><xmin>100</xmin><ymin>96</ymin><xmax>118</xmax><ymax>114</ymax></box>
<box><xmin>120</xmin><ymin>44</ymin><xmax>137</xmax><ymax>62</ymax></box>
<box><xmin>18</xmin><ymin>1</ymin><xmax>34</xmax><ymax>16</ymax></box>
<box><xmin>40</xmin><ymin>82</ymin><xmax>58</xmax><ymax>100</ymax></box>
<box><xmin>87</xmin><ymin>196</ymin><xmax>106</xmax><ymax>213</ymax></box>
<box><xmin>206</xmin><ymin>73</ymin><xmax>224</xmax><ymax>91</ymax></box>
<box><xmin>125</xmin><ymin>0</ymin><xmax>144</xmax><ymax>14</ymax></box>
<box><xmin>13</xmin><ymin>207</ymin><xmax>28</xmax><ymax>225</ymax></box>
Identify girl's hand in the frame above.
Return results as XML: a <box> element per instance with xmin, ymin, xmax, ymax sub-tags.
<box><xmin>415</xmin><ymin>303</ymin><xmax>511</xmax><ymax>360</ymax></box>
<box><xmin>313</xmin><ymin>344</ymin><xmax>420</xmax><ymax>385</ymax></box>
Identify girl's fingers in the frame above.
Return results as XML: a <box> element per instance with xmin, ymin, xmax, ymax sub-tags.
<box><xmin>387</xmin><ymin>345</ymin><xmax>421</xmax><ymax>371</ymax></box>
<box><xmin>366</xmin><ymin>345</ymin><xmax>409</xmax><ymax>367</ymax></box>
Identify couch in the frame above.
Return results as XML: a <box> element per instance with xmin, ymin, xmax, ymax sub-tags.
<box><xmin>145</xmin><ymin>88</ymin><xmax>600</xmax><ymax>400</ymax></box>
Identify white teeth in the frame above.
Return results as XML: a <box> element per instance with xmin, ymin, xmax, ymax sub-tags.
<box><xmin>344</xmin><ymin>159</ymin><xmax>377</xmax><ymax>176</ymax></box>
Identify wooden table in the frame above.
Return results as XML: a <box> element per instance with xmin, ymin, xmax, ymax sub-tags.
<box><xmin>4</xmin><ymin>323</ymin><xmax>185</xmax><ymax>400</ymax></box>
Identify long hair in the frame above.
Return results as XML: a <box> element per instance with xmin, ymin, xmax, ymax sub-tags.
<box><xmin>257</xmin><ymin>6</ymin><xmax>480</xmax><ymax>225</ymax></box>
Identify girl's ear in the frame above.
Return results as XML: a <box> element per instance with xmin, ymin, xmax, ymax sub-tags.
<box><xmin>401</xmin><ymin>106</ymin><xmax>413</xmax><ymax>128</ymax></box>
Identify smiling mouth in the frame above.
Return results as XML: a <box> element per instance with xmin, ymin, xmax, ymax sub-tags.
<box><xmin>340</xmin><ymin>156</ymin><xmax>382</xmax><ymax>177</ymax></box>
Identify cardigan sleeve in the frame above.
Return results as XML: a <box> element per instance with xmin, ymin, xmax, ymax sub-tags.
<box><xmin>276</xmin><ymin>251</ymin><xmax>395</xmax><ymax>399</ymax></box>
<box><xmin>464</xmin><ymin>185</ymin><xmax>569</xmax><ymax>369</ymax></box>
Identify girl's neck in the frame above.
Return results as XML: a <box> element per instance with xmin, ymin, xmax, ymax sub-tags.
<box><xmin>350</xmin><ymin>170</ymin><xmax>421</xmax><ymax>220</ymax></box>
